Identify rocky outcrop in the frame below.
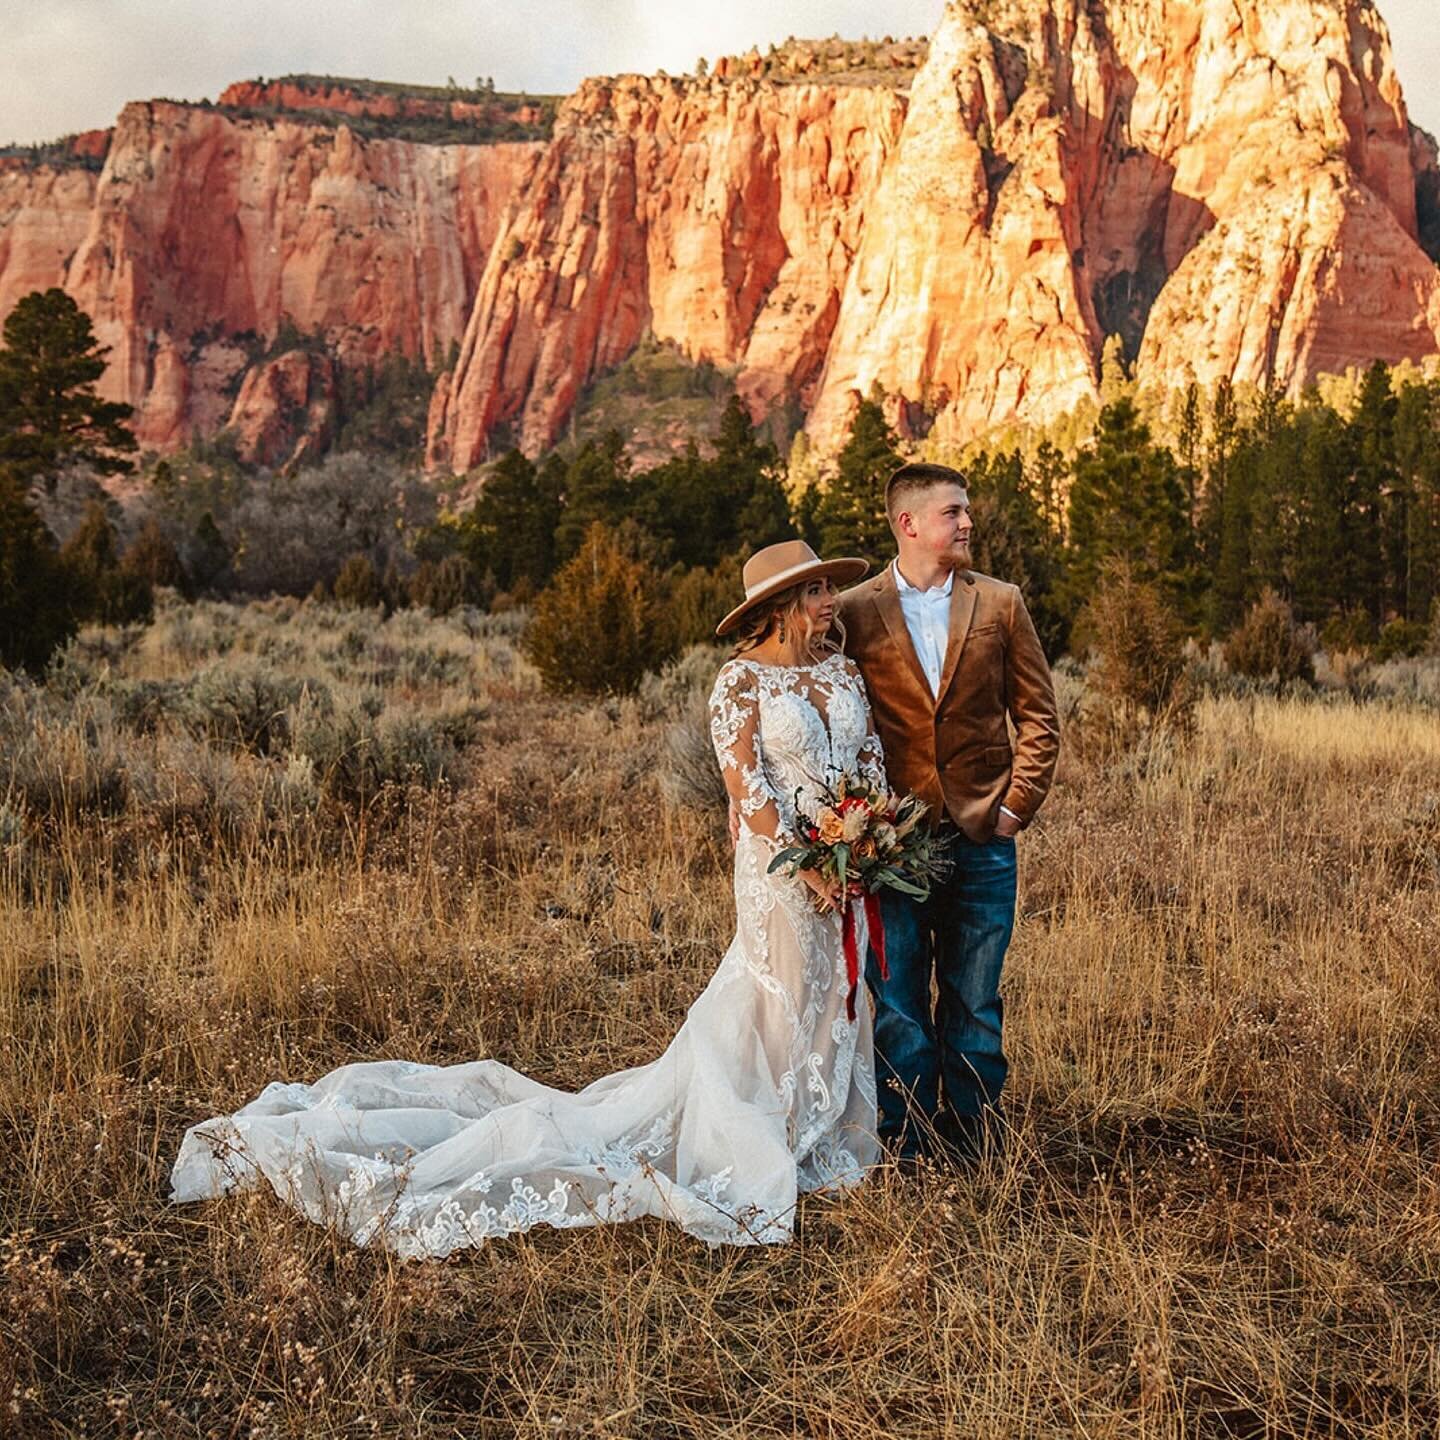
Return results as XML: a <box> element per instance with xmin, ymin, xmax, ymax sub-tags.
<box><xmin>217</xmin><ymin>79</ymin><xmax>550</xmax><ymax>134</ymax></box>
<box><xmin>0</xmin><ymin>161</ymin><xmax>100</xmax><ymax>323</ymax></box>
<box><xmin>430</xmin><ymin>73</ymin><xmax>908</xmax><ymax>467</ymax></box>
<box><xmin>226</xmin><ymin>348</ymin><xmax>337</xmax><ymax>468</ymax></box>
<box><xmin>0</xmin><ymin>98</ymin><xmax>541</xmax><ymax>459</ymax></box>
<box><xmin>436</xmin><ymin>0</ymin><xmax>1440</xmax><ymax>466</ymax></box>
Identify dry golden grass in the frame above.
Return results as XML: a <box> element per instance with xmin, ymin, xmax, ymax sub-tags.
<box><xmin>2</xmin><ymin>606</ymin><xmax>1439</xmax><ymax>1437</ymax></box>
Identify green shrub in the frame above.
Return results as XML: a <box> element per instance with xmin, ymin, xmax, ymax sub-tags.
<box><xmin>333</xmin><ymin>553</ymin><xmax>382</xmax><ymax>610</ymax></box>
<box><xmin>524</xmin><ymin>524</ymin><xmax>676</xmax><ymax>696</ymax></box>
<box><xmin>1321</xmin><ymin>608</ymin><xmax>1375</xmax><ymax>655</ymax></box>
<box><xmin>1374</xmin><ymin>618</ymin><xmax>1429</xmax><ymax>662</ymax></box>
<box><xmin>666</xmin><ymin>557</ymin><xmax>742</xmax><ymax>650</ymax></box>
<box><xmin>410</xmin><ymin>554</ymin><xmax>483</xmax><ymax>615</ymax></box>
<box><xmin>1223</xmin><ymin>588</ymin><xmax>1314</xmax><ymax>683</ymax></box>
<box><xmin>1075</xmin><ymin>561</ymin><xmax>1194</xmax><ymax>730</ymax></box>
<box><xmin>60</xmin><ymin>501</ymin><xmax>154</xmax><ymax>625</ymax></box>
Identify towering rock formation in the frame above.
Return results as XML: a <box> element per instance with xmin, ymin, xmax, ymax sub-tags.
<box><xmin>427</xmin><ymin>73</ymin><xmax>909</xmax><ymax>467</ymax></box>
<box><xmin>0</xmin><ymin>138</ymin><xmax>105</xmax><ymax>322</ymax></box>
<box><xmin>3</xmin><ymin>4</ymin><xmax>1438</xmax><ymax>471</ymax></box>
<box><xmin>0</xmin><ymin>90</ymin><xmax>542</xmax><ymax>463</ymax></box>
<box><xmin>435</xmin><ymin>0</ymin><xmax>1440</xmax><ymax>467</ymax></box>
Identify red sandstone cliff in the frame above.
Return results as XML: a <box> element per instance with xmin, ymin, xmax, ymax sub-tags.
<box><xmin>0</xmin><ymin>97</ymin><xmax>540</xmax><ymax>463</ymax></box>
<box><xmin>3</xmin><ymin>2</ymin><xmax>1439</xmax><ymax>473</ymax></box>
<box><xmin>427</xmin><ymin>74</ymin><xmax>908</xmax><ymax>467</ymax></box>
<box><xmin>435</xmin><ymin>0</ymin><xmax>1440</xmax><ymax>467</ymax></box>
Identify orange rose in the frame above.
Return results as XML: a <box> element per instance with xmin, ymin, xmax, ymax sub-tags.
<box><xmin>817</xmin><ymin>808</ymin><xmax>846</xmax><ymax>845</ymax></box>
<box><xmin>853</xmin><ymin>836</ymin><xmax>878</xmax><ymax>860</ymax></box>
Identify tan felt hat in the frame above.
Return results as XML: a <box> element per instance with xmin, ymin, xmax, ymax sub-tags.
<box><xmin>715</xmin><ymin>540</ymin><xmax>869</xmax><ymax>637</ymax></box>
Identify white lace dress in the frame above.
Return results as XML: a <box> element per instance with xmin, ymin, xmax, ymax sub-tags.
<box><xmin>169</xmin><ymin>650</ymin><xmax>886</xmax><ymax>1256</ymax></box>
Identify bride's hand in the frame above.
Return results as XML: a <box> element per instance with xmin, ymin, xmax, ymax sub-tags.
<box><xmin>800</xmin><ymin>869</ymin><xmax>845</xmax><ymax>912</ymax></box>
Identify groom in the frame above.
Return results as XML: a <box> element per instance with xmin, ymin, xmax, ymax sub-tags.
<box><xmin>837</xmin><ymin>462</ymin><xmax>1059</xmax><ymax>1164</ymax></box>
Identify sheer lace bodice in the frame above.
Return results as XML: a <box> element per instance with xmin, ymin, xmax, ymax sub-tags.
<box><xmin>170</xmin><ymin>651</ymin><xmax>888</xmax><ymax>1256</ymax></box>
<box><xmin>708</xmin><ymin>651</ymin><xmax>888</xmax><ymax>852</ymax></box>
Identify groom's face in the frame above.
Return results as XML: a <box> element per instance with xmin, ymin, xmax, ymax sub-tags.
<box><xmin>905</xmin><ymin>483</ymin><xmax>973</xmax><ymax>570</ymax></box>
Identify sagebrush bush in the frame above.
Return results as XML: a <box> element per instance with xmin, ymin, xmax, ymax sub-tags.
<box><xmin>0</xmin><ymin>683</ymin><xmax>129</xmax><ymax>819</ymax></box>
<box><xmin>637</xmin><ymin>644</ymin><xmax>725</xmax><ymax>720</ymax></box>
<box><xmin>185</xmin><ymin>659</ymin><xmax>314</xmax><ymax>756</ymax></box>
<box><xmin>289</xmin><ymin>689</ymin><xmax>454</xmax><ymax>806</ymax></box>
<box><xmin>525</xmin><ymin>524</ymin><xmax>676</xmax><ymax>696</ymax></box>
<box><xmin>1223</xmin><ymin>588</ymin><xmax>1314</xmax><ymax>684</ymax></box>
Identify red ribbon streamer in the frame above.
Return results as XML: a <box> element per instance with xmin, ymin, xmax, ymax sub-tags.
<box><xmin>842</xmin><ymin>893</ymin><xmax>889</xmax><ymax>1022</ymax></box>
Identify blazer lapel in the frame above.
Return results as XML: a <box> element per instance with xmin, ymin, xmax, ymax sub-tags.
<box><xmin>870</xmin><ymin>567</ymin><xmax>934</xmax><ymax>703</ymax></box>
<box><xmin>935</xmin><ymin>572</ymin><xmax>977</xmax><ymax>706</ymax></box>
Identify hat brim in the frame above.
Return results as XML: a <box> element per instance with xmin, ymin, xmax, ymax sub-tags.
<box><xmin>715</xmin><ymin>557</ymin><xmax>870</xmax><ymax>637</ymax></box>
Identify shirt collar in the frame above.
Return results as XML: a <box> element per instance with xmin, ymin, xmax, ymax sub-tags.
<box><xmin>892</xmin><ymin>558</ymin><xmax>955</xmax><ymax>599</ymax></box>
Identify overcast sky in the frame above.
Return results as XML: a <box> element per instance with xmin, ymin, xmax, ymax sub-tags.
<box><xmin>3</xmin><ymin>0</ymin><xmax>1439</xmax><ymax>145</ymax></box>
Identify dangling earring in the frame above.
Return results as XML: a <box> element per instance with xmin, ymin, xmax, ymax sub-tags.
<box><xmin>778</xmin><ymin>613</ymin><xmax>787</xmax><ymax>646</ymax></box>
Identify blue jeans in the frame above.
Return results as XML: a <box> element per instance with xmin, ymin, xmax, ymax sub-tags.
<box><xmin>865</xmin><ymin>832</ymin><xmax>1017</xmax><ymax>1159</ymax></box>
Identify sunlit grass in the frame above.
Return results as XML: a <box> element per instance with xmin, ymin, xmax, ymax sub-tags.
<box><xmin>2</xmin><ymin>602</ymin><xmax>1438</xmax><ymax>1435</ymax></box>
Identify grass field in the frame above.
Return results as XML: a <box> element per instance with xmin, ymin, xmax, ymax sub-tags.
<box><xmin>3</xmin><ymin>597</ymin><xmax>1439</xmax><ymax>1437</ymax></box>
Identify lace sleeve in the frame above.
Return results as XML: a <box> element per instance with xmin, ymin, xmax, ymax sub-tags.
<box><xmin>844</xmin><ymin>657</ymin><xmax>889</xmax><ymax>792</ymax></box>
<box><xmin>709</xmin><ymin>661</ymin><xmax>794</xmax><ymax>848</ymax></box>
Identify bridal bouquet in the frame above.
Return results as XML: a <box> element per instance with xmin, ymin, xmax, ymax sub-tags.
<box><xmin>768</xmin><ymin>775</ymin><xmax>952</xmax><ymax>1021</ymax></box>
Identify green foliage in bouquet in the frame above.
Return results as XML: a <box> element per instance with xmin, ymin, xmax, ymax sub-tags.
<box><xmin>766</xmin><ymin>772</ymin><xmax>951</xmax><ymax>902</ymax></box>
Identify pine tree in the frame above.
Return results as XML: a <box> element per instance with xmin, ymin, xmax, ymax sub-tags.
<box><xmin>967</xmin><ymin>450</ymin><xmax>1067</xmax><ymax>656</ymax></box>
<box><xmin>814</xmin><ymin>393</ymin><xmax>900</xmax><ymax>565</ymax></box>
<box><xmin>449</xmin><ymin>448</ymin><xmax>563</xmax><ymax>592</ymax></box>
<box><xmin>1291</xmin><ymin>404</ymin><xmax>1352</xmax><ymax>625</ymax></box>
<box><xmin>0</xmin><ymin>288</ymin><xmax>136</xmax><ymax>488</ymax></box>
<box><xmin>0</xmin><ymin>465</ymin><xmax>74</xmax><ymax>672</ymax></box>
<box><xmin>1395</xmin><ymin>377</ymin><xmax>1440</xmax><ymax>625</ymax></box>
<box><xmin>525</xmin><ymin>523</ymin><xmax>674</xmax><ymax>695</ymax></box>
<box><xmin>1062</xmin><ymin>396</ymin><xmax>1195</xmax><ymax>619</ymax></box>
<box><xmin>60</xmin><ymin>500</ymin><xmax>153</xmax><ymax>625</ymax></box>
<box><xmin>1175</xmin><ymin>382</ymin><xmax>1202</xmax><ymax>523</ymax></box>
<box><xmin>554</xmin><ymin>430</ymin><xmax>630</xmax><ymax>561</ymax></box>
<box><xmin>1350</xmin><ymin>361</ymin><xmax>1397</xmax><ymax>621</ymax></box>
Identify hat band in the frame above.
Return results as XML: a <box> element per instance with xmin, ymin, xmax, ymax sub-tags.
<box><xmin>743</xmin><ymin>556</ymin><xmax>829</xmax><ymax>599</ymax></box>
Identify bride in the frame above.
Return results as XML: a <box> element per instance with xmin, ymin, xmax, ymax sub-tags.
<box><xmin>170</xmin><ymin>540</ymin><xmax>889</xmax><ymax>1256</ymax></box>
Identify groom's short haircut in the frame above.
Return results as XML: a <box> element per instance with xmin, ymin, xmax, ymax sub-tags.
<box><xmin>885</xmin><ymin>462</ymin><xmax>969</xmax><ymax>530</ymax></box>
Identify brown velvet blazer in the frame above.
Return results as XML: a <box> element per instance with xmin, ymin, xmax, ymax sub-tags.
<box><xmin>837</xmin><ymin>563</ymin><xmax>1060</xmax><ymax>842</ymax></box>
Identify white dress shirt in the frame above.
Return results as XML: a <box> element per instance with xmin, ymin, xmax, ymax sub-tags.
<box><xmin>892</xmin><ymin>559</ymin><xmax>1022</xmax><ymax>828</ymax></box>
<box><xmin>893</xmin><ymin>558</ymin><xmax>953</xmax><ymax>700</ymax></box>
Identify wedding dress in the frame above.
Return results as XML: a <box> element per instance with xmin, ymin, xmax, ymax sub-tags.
<box><xmin>170</xmin><ymin>650</ymin><xmax>886</xmax><ymax>1256</ymax></box>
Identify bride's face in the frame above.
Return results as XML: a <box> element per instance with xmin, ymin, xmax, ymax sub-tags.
<box><xmin>797</xmin><ymin>577</ymin><xmax>837</xmax><ymax>636</ymax></box>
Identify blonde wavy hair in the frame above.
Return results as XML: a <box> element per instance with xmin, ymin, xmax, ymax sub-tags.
<box><xmin>729</xmin><ymin>581</ymin><xmax>847</xmax><ymax>662</ymax></box>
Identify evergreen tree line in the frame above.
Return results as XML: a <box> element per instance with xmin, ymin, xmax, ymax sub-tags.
<box><xmin>3</xmin><ymin>285</ymin><xmax>1439</xmax><ymax>689</ymax></box>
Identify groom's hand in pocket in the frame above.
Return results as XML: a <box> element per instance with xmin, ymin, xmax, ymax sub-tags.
<box><xmin>994</xmin><ymin>805</ymin><xmax>1022</xmax><ymax>839</ymax></box>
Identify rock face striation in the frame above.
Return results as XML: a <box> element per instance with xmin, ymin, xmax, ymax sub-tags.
<box><xmin>435</xmin><ymin>0</ymin><xmax>1440</xmax><ymax>467</ymax></box>
<box><xmin>3</xmin><ymin>2</ymin><xmax>1439</xmax><ymax>470</ymax></box>
<box><xmin>426</xmin><ymin>75</ymin><xmax>909</xmax><ymax>467</ymax></box>
<box><xmin>0</xmin><ymin>93</ymin><xmax>541</xmax><ymax>464</ymax></box>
